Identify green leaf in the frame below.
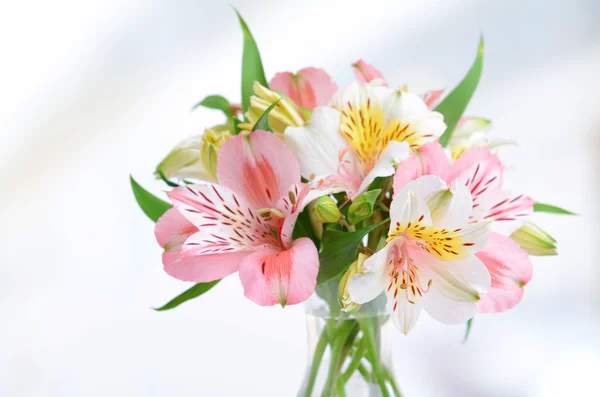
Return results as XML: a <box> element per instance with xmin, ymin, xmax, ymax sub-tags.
<box><xmin>436</xmin><ymin>36</ymin><xmax>484</xmax><ymax>147</ymax></box>
<box><xmin>130</xmin><ymin>175</ymin><xmax>172</xmax><ymax>223</ymax></box>
<box><xmin>156</xmin><ymin>170</ymin><xmax>180</xmax><ymax>188</ymax></box>
<box><xmin>153</xmin><ymin>280</ymin><xmax>220</xmax><ymax>311</ymax></box>
<box><xmin>232</xmin><ymin>116</ymin><xmax>243</xmax><ymax>135</ymax></box>
<box><xmin>235</xmin><ymin>9</ymin><xmax>268</xmax><ymax>113</ymax></box>
<box><xmin>192</xmin><ymin>95</ymin><xmax>233</xmax><ymax>119</ymax></box>
<box><xmin>317</xmin><ymin>220</ymin><xmax>388</xmax><ymax>285</ymax></box>
<box><xmin>292</xmin><ymin>206</ymin><xmax>318</xmax><ymax>246</ymax></box>
<box><xmin>462</xmin><ymin>318</ymin><xmax>473</xmax><ymax>344</ymax></box>
<box><xmin>251</xmin><ymin>99</ymin><xmax>281</xmax><ymax>132</ymax></box>
<box><xmin>533</xmin><ymin>202</ymin><xmax>577</xmax><ymax>215</ymax></box>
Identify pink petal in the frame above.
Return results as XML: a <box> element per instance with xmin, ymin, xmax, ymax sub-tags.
<box><xmin>155</xmin><ymin>209</ymin><xmax>249</xmax><ymax>282</ymax></box>
<box><xmin>446</xmin><ymin>147</ymin><xmax>504</xmax><ymax>207</ymax></box>
<box><xmin>422</xmin><ymin>89</ymin><xmax>444</xmax><ymax>109</ymax></box>
<box><xmin>238</xmin><ymin>238</ymin><xmax>319</xmax><ymax>306</ymax></box>
<box><xmin>167</xmin><ymin>183</ymin><xmax>278</xmax><ymax>256</ymax></box>
<box><xmin>217</xmin><ymin>130</ymin><xmax>301</xmax><ymax>209</ymax></box>
<box><xmin>482</xmin><ymin>192</ymin><xmax>534</xmax><ymax>226</ymax></box>
<box><xmin>154</xmin><ymin>208</ymin><xmax>197</xmax><ymax>250</ymax></box>
<box><xmin>476</xmin><ymin>233</ymin><xmax>533</xmax><ymax>313</ymax></box>
<box><xmin>352</xmin><ymin>59</ymin><xmax>387</xmax><ymax>85</ymax></box>
<box><xmin>164</xmin><ymin>251</ymin><xmax>250</xmax><ymax>283</ymax></box>
<box><xmin>269</xmin><ymin>67</ymin><xmax>337</xmax><ymax>110</ymax></box>
<box><xmin>393</xmin><ymin>141</ymin><xmax>451</xmax><ymax>195</ymax></box>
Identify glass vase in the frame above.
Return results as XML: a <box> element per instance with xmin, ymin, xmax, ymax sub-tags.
<box><xmin>297</xmin><ymin>280</ymin><xmax>401</xmax><ymax>397</ymax></box>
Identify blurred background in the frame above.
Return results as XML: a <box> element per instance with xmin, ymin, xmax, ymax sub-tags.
<box><xmin>1</xmin><ymin>0</ymin><xmax>598</xmax><ymax>396</ymax></box>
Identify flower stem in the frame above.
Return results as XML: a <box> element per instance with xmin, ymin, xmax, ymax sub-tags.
<box><xmin>303</xmin><ymin>324</ymin><xmax>330</xmax><ymax>397</ymax></box>
<box><xmin>357</xmin><ymin>318</ymin><xmax>391</xmax><ymax>397</ymax></box>
<box><xmin>341</xmin><ymin>338</ymin><xmax>367</xmax><ymax>384</ymax></box>
<box><xmin>321</xmin><ymin>321</ymin><xmax>355</xmax><ymax>397</ymax></box>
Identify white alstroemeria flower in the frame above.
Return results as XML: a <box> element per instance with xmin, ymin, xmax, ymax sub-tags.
<box><xmin>348</xmin><ymin>175</ymin><xmax>492</xmax><ymax>334</ymax></box>
<box><xmin>284</xmin><ymin>82</ymin><xmax>446</xmax><ymax>198</ymax></box>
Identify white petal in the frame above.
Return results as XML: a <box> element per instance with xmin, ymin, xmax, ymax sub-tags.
<box><xmin>394</xmin><ymin>174</ymin><xmax>448</xmax><ymax>202</ymax></box>
<box><xmin>423</xmin><ymin>254</ymin><xmax>491</xmax><ymax>324</ymax></box>
<box><xmin>389</xmin><ymin>190</ymin><xmax>432</xmax><ymax>234</ymax></box>
<box><xmin>284</xmin><ymin>106</ymin><xmax>357</xmax><ymax>180</ymax></box>
<box><xmin>385</xmin><ymin>92</ymin><xmax>429</xmax><ymax>120</ymax></box>
<box><xmin>356</xmin><ymin>141</ymin><xmax>410</xmax><ymax>195</ymax></box>
<box><xmin>428</xmin><ymin>183</ymin><xmax>473</xmax><ymax>230</ymax></box>
<box><xmin>390</xmin><ymin>296</ymin><xmax>423</xmax><ymax>335</ymax></box>
<box><xmin>348</xmin><ymin>244</ymin><xmax>391</xmax><ymax>304</ymax></box>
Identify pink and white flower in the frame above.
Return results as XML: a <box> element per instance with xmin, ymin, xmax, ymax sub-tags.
<box><xmin>284</xmin><ymin>82</ymin><xmax>446</xmax><ymax>198</ymax></box>
<box><xmin>352</xmin><ymin>60</ymin><xmax>386</xmax><ymax>85</ymax></box>
<box><xmin>393</xmin><ymin>142</ymin><xmax>534</xmax><ymax>313</ymax></box>
<box><xmin>348</xmin><ymin>175</ymin><xmax>492</xmax><ymax>334</ymax></box>
<box><xmin>155</xmin><ymin>130</ymin><xmax>323</xmax><ymax>307</ymax></box>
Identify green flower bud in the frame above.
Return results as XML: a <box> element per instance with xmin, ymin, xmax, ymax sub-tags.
<box><xmin>338</xmin><ymin>253</ymin><xmax>369</xmax><ymax>313</ymax></box>
<box><xmin>347</xmin><ymin>189</ymin><xmax>381</xmax><ymax>225</ymax></box>
<box><xmin>311</xmin><ymin>196</ymin><xmax>341</xmax><ymax>224</ymax></box>
<box><xmin>510</xmin><ymin>221</ymin><xmax>557</xmax><ymax>256</ymax></box>
<box><xmin>155</xmin><ymin>126</ymin><xmax>231</xmax><ymax>182</ymax></box>
<box><xmin>238</xmin><ymin>82</ymin><xmax>305</xmax><ymax>135</ymax></box>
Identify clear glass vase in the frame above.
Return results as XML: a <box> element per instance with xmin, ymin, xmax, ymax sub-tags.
<box><xmin>297</xmin><ymin>280</ymin><xmax>401</xmax><ymax>397</ymax></box>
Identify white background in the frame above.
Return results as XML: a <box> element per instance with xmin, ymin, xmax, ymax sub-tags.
<box><xmin>1</xmin><ymin>1</ymin><xmax>599</xmax><ymax>396</ymax></box>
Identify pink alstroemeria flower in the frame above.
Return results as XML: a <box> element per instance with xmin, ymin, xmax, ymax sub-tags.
<box><xmin>155</xmin><ymin>130</ymin><xmax>322</xmax><ymax>307</ymax></box>
<box><xmin>352</xmin><ymin>60</ymin><xmax>387</xmax><ymax>85</ymax></box>
<box><xmin>393</xmin><ymin>142</ymin><xmax>534</xmax><ymax>313</ymax></box>
<box><xmin>269</xmin><ymin>67</ymin><xmax>338</xmax><ymax>111</ymax></box>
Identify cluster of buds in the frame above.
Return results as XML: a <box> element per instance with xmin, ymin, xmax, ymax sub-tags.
<box><xmin>238</xmin><ymin>82</ymin><xmax>306</xmax><ymax>135</ymax></box>
<box><xmin>155</xmin><ymin>125</ymin><xmax>231</xmax><ymax>182</ymax></box>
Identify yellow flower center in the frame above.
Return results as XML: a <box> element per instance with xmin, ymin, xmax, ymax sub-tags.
<box><xmin>387</xmin><ymin>216</ymin><xmax>473</xmax><ymax>261</ymax></box>
<box><xmin>337</xmin><ymin>97</ymin><xmax>428</xmax><ymax>173</ymax></box>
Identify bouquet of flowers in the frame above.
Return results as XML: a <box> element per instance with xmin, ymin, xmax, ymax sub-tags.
<box><xmin>130</xmin><ymin>10</ymin><xmax>575</xmax><ymax>397</ymax></box>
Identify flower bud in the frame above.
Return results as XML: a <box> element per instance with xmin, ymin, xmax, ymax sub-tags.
<box><xmin>311</xmin><ymin>196</ymin><xmax>341</xmax><ymax>224</ymax></box>
<box><xmin>510</xmin><ymin>221</ymin><xmax>557</xmax><ymax>256</ymax></box>
<box><xmin>347</xmin><ymin>189</ymin><xmax>381</xmax><ymax>225</ymax></box>
<box><xmin>155</xmin><ymin>126</ymin><xmax>231</xmax><ymax>182</ymax></box>
<box><xmin>239</xmin><ymin>82</ymin><xmax>305</xmax><ymax>135</ymax></box>
<box><xmin>338</xmin><ymin>253</ymin><xmax>369</xmax><ymax>313</ymax></box>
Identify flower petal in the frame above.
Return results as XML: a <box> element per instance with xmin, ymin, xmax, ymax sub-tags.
<box><xmin>352</xmin><ymin>59</ymin><xmax>386</xmax><ymax>85</ymax></box>
<box><xmin>348</xmin><ymin>243</ymin><xmax>391</xmax><ymax>304</ymax></box>
<box><xmin>357</xmin><ymin>140</ymin><xmax>410</xmax><ymax>195</ymax></box>
<box><xmin>476</xmin><ymin>233</ymin><xmax>533</xmax><ymax>313</ymax></box>
<box><xmin>163</xmin><ymin>251</ymin><xmax>250</xmax><ymax>283</ymax></box>
<box><xmin>390</xmin><ymin>295</ymin><xmax>423</xmax><ymax>335</ymax></box>
<box><xmin>239</xmin><ymin>238</ymin><xmax>319</xmax><ymax>306</ymax></box>
<box><xmin>422</xmin><ymin>253</ymin><xmax>491</xmax><ymax>324</ymax></box>
<box><xmin>269</xmin><ymin>67</ymin><xmax>338</xmax><ymax>110</ymax></box>
<box><xmin>154</xmin><ymin>208</ymin><xmax>197</xmax><ymax>251</ymax></box>
<box><xmin>217</xmin><ymin>130</ymin><xmax>300</xmax><ymax>209</ymax></box>
<box><xmin>479</xmin><ymin>191</ymin><xmax>535</xmax><ymax>234</ymax></box>
<box><xmin>422</xmin><ymin>89</ymin><xmax>444</xmax><ymax>109</ymax></box>
<box><xmin>393</xmin><ymin>141</ymin><xmax>451</xmax><ymax>193</ymax></box>
<box><xmin>167</xmin><ymin>184</ymin><xmax>277</xmax><ymax>256</ymax></box>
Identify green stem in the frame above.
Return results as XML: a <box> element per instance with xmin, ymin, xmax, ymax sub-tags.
<box><xmin>382</xmin><ymin>366</ymin><xmax>403</xmax><ymax>397</ymax></box>
<box><xmin>303</xmin><ymin>325</ymin><xmax>330</xmax><ymax>397</ymax></box>
<box><xmin>357</xmin><ymin>319</ymin><xmax>390</xmax><ymax>397</ymax></box>
<box><xmin>321</xmin><ymin>321</ymin><xmax>355</xmax><ymax>397</ymax></box>
<box><xmin>357</xmin><ymin>362</ymin><xmax>371</xmax><ymax>380</ymax></box>
<box><xmin>341</xmin><ymin>338</ymin><xmax>367</xmax><ymax>384</ymax></box>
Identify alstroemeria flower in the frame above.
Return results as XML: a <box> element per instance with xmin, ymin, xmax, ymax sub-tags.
<box><xmin>348</xmin><ymin>175</ymin><xmax>491</xmax><ymax>334</ymax></box>
<box><xmin>269</xmin><ymin>67</ymin><xmax>338</xmax><ymax>111</ymax></box>
<box><xmin>352</xmin><ymin>60</ymin><xmax>386</xmax><ymax>85</ymax></box>
<box><xmin>284</xmin><ymin>82</ymin><xmax>446</xmax><ymax>198</ymax></box>
<box><xmin>155</xmin><ymin>130</ymin><xmax>324</xmax><ymax>307</ymax></box>
<box><xmin>393</xmin><ymin>142</ymin><xmax>534</xmax><ymax>313</ymax></box>
<box><xmin>448</xmin><ymin>117</ymin><xmax>516</xmax><ymax>160</ymax></box>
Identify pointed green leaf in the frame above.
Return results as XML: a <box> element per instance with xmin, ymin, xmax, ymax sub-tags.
<box><xmin>130</xmin><ymin>175</ymin><xmax>172</xmax><ymax>222</ymax></box>
<box><xmin>251</xmin><ymin>99</ymin><xmax>280</xmax><ymax>132</ymax></box>
<box><xmin>462</xmin><ymin>318</ymin><xmax>473</xmax><ymax>344</ymax></box>
<box><xmin>235</xmin><ymin>9</ymin><xmax>268</xmax><ymax>113</ymax></box>
<box><xmin>436</xmin><ymin>36</ymin><xmax>484</xmax><ymax>147</ymax></box>
<box><xmin>534</xmin><ymin>202</ymin><xmax>577</xmax><ymax>215</ymax></box>
<box><xmin>192</xmin><ymin>95</ymin><xmax>233</xmax><ymax>119</ymax></box>
<box><xmin>153</xmin><ymin>280</ymin><xmax>220</xmax><ymax>311</ymax></box>
<box><xmin>317</xmin><ymin>220</ymin><xmax>388</xmax><ymax>285</ymax></box>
